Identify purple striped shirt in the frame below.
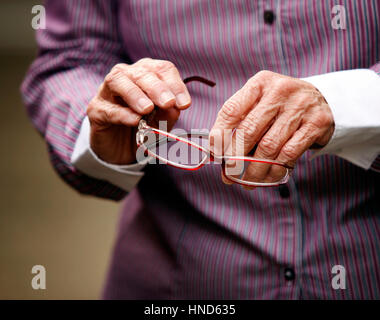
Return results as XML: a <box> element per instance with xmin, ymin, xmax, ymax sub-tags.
<box><xmin>22</xmin><ymin>0</ymin><xmax>380</xmax><ymax>299</ymax></box>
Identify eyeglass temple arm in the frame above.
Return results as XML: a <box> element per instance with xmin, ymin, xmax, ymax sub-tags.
<box><xmin>183</xmin><ymin>76</ymin><xmax>216</xmax><ymax>87</ymax></box>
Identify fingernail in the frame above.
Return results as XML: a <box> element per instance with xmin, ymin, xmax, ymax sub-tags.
<box><xmin>138</xmin><ymin>98</ymin><xmax>153</xmax><ymax>112</ymax></box>
<box><xmin>176</xmin><ymin>92</ymin><xmax>191</xmax><ymax>107</ymax></box>
<box><xmin>160</xmin><ymin>91</ymin><xmax>175</xmax><ymax>106</ymax></box>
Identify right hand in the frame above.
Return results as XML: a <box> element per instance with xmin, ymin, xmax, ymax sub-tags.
<box><xmin>87</xmin><ymin>58</ymin><xmax>191</xmax><ymax>164</ymax></box>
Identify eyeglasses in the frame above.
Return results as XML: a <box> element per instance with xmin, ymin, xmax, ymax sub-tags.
<box><xmin>135</xmin><ymin>76</ymin><xmax>293</xmax><ymax>187</ymax></box>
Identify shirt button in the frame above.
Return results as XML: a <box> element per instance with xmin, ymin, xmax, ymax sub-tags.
<box><xmin>284</xmin><ymin>268</ymin><xmax>295</xmax><ymax>281</ymax></box>
<box><xmin>263</xmin><ymin>10</ymin><xmax>275</xmax><ymax>25</ymax></box>
<box><xmin>279</xmin><ymin>185</ymin><xmax>290</xmax><ymax>198</ymax></box>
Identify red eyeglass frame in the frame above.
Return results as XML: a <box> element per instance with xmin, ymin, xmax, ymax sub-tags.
<box><xmin>135</xmin><ymin>76</ymin><xmax>294</xmax><ymax>187</ymax></box>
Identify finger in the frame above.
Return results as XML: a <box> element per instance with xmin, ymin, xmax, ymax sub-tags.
<box><xmin>222</xmin><ymin>157</ymin><xmax>244</xmax><ymax>183</ymax></box>
<box><xmin>104</xmin><ymin>64</ymin><xmax>154</xmax><ymax>114</ymax></box>
<box><xmin>126</xmin><ymin>67</ymin><xmax>177</xmax><ymax>109</ymax></box>
<box><xmin>243</xmin><ymin>160</ymin><xmax>287</xmax><ymax>187</ymax></box>
<box><xmin>153</xmin><ymin>60</ymin><xmax>192</xmax><ymax>110</ymax></box>
<box><xmin>209</xmin><ymin>78</ymin><xmax>262</xmax><ymax>154</ymax></box>
<box><xmin>212</xmin><ymin>78</ymin><xmax>262</xmax><ymax>131</ymax></box>
<box><xmin>149</xmin><ymin>107</ymin><xmax>181</xmax><ymax>131</ymax></box>
<box><xmin>230</xmin><ymin>98</ymin><xmax>279</xmax><ymax>159</ymax></box>
<box><xmin>276</xmin><ymin>123</ymin><xmax>319</xmax><ymax>166</ymax></box>
<box><xmin>242</xmin><ymin>109</ymin><xmax>302</xmax><ymax>183</ymax></box>
<box><xmin>221</xmin><ymin>170</ymin><xmax>234</xmax><ymax>185</ymax></box>
<box><xmin>244</xmin><ymin>123</ymin><xmax>317</xmax><ymax>186</ymax></box>
<box><xmin>87</xmin><ymin>98</ymin><xmax>141</xmax><ymax>127</ymax></box>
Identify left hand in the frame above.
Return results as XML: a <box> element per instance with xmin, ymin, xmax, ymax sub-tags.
<box><xmin>209</xmin><ymin>70</ymin><xmax>335</xmax><ymax>188</ymax></box>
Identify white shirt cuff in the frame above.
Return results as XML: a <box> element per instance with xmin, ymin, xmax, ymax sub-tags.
<box><xmin>302</xmin><ymin>69</ymin><xmax>380</xmax><ymax>169</ymax></box>
<box><xmin>70</xmin><ymin>117</ymin><xmax>146</xmax><ymax>192</ymax></box>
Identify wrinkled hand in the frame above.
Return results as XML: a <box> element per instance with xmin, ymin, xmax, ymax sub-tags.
<box><xmin>87</xmin><ymin>58</ymin><xmax>191</xmax><ymax>164</ymax></box>
<box><xmin>210</xmin><ymin>70</ymin><xmax>334</xmax><ymax>188</ymax></box>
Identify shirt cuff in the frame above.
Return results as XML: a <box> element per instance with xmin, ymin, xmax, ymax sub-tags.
<box><xmin>70</xmin><ymin>117</ymin><xmax>146</xmax><ymax>192</ymax></box>
<box><xmin>302</xmin><ymin>69</ymin><xmax>380</xmax><ymax>169</ymax></box>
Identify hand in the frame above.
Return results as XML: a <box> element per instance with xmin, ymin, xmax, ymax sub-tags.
<box><xmin>87</xmin><ymin>58</ymin><xmax>191</xmax><ymax>164</ymax></box>
<box><xmin>210</xmin><ymin>70</ymin><xmax>334</xmax><ymax>188</ymax></box>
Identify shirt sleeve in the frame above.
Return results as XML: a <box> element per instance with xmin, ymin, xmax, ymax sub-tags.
<box><xmin>71</xmin><ymin>117</ymin><xmax>147</xmax><ymax>192</ymax></box>
<box><xmin>302</xmin><ymin>62</ymin><xmax>380</xmax><ymax>172</ymax></box>
<box><xmin>21</xmin><ymin>0</ymin><xmax>128</xmax><ymax>200</ymax></box>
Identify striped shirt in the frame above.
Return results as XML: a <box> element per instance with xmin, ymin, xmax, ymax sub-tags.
<box><xmin>22</xmin><ymin>0</ymin><xmax>380</xmax><ymax>299</ymax></box>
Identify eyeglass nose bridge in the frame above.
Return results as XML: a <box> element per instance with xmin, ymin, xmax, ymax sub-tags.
<box><xmin>136</xmin><ymin>120</ymin><xmax>148</xmax><ymax>146</ymax></box>
<box><xmin>138</xmin><ymin>119</ymin><xmax>148</xmax><ymax>130</ymax></box>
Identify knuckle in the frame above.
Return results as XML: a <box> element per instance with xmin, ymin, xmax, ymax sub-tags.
<box><xmin>113</xmin><ymin>63</ymin><xmax>127</xmax><ymax>72</ymax></box>
<box><xmin>168</xmin><ymin>79</ymin><xmax>186</xmax><ymax>93</ymax></box>
<box><xmin>104</xmin><ymin>73</ymin><xmax>115</xmax><ymax>86</ymax></box>
<box><xmin>122</xmin><ymin>82</ymin><xmax>141</xmax><ymax>98</ymax></box>
<box><xmin>300</xmin><ymin>123</ymin><xmax>319</xmax><ymax>142</ymax></box>
<box><xmin>259</xmin><ymin>136</ymin><xmax>279</xmax><ymax>157</ymax></box>
<box><xmin>219</xmin><ymin>100</ymin><xmax>239</xmax><ymax>122</ymax></box>
<box><xmin>245</xmin><ymin>77</ymin><xmax>261</xmax><ymax>93</ymax></box>
<box><xmin>148</xmin><ymin>77</ymin><xmax>164</xmax><ymax>91</ymax></box>
<box><xmin>239</xmin><ymin>116</ymin><xmax>259</xmax><ymax>138</ymax></box>
<box><xmin>165</xmin><ymin>72</ymin><xmax>184</xmax><ymax>89</ymax></box>
<box><xmin>170</xmin><ymin>85</ymin><xmax>186</xmax><ymax>96</ymax></box>
<box><xmin>293</xmin><ymin>94</ymin><xmax>311</xmax><ymax>108</ymax></box>
<box><xmin>255</xmin><ymin>70</ymin><xmax>273</xmax><ymax>81</ymax></box>
<box><xmin>272</xmin><ymin>77</ymin><xmax>291</xmax><ymax>92</ymax></box>
<box><xmin>154</xmin><ymin>59</ymin><xmax>175</xmax><ymax>72</ymax></box>
<box><xmin>234</xmin><ymin>128</ymin><xmax>246</xmax><ymax>143</ymax></box>
<box><xmin>87</xmin><ymin>100</ymin><xmax>109</xmax><ymax>124</ymax></box>
<box><xmin>282</xmin><ymin>143</ymin><xmax>298</xmax><ymax>160</ymax></box>
<box><xmin>102</xmin><ymin>106</ymin><xmax>118</xmax><ymax>122</ymax></box>
<box><xmin>128</xmin><ymin>67</ymin><xmax>147</xmax><ymax>82</ymax></box>
<box><xmin>301</xmin><ymin>79</ymin><xmax>316</xmax><ymax>90</ymax></box>
<box><xmin>312</xmin><ymin>109</ymin><xmax>334</xmax><ymax>128</ymax></box>
<box><xmin>136</xmin><ymin>57</ymin><xmax>153</xmax><ymax>66</ymax></box>
<box><xmin>105</xmin><ymin>66</ymin><xmax>125</xmax><ymax>86</ymax></box>
<box><xmin>86</xmin><ymin>99</ymin><xmax>97</xmax><ymax>118</ymax></box>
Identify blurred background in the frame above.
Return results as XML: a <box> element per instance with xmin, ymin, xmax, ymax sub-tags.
<box><xmin>0</xmin><ymin>0</ymin><xmax>120</xmax><ymax>299</ymax></box>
